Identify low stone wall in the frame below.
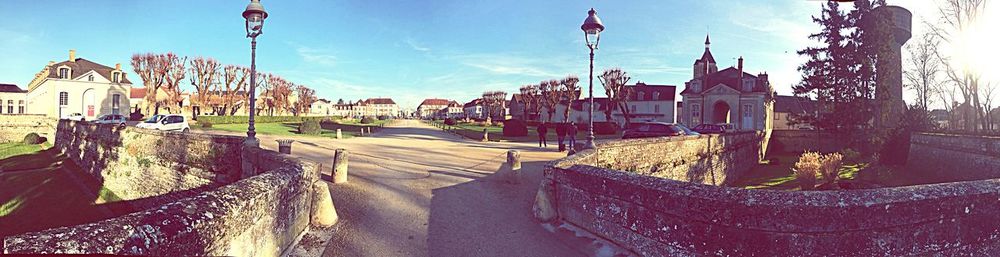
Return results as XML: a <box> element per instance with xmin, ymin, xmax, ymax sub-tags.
<box><xmin>533</xmin><ymin>135</ymin><xmax>1000</xmax><ymax>255</ymax></box>
<box><xmin>55</xmin><ymin>120</ymin><xmax>245</xmax><ymax>201</ymax></box>
<box><xmin>589</xmin><ymin>132</ymin><xmax>763</xmax><ymax>186</ymax></box>
<box><xmin>0</xmin><ymin>114</ymin><xmax>56</xmax><ymax>144</ymax></box>
<box><xmin>908</xmin><ymin>133</ymin><xmax>1000</xmax><ymax>181</ymax></box>
<box><xmin>770</xmin><ymin>129</ymin><xmax>845</xmax><ymax>153</ymax></box>
<box><xmin>4</xmin><ymin>121</ymin><xmax>329</xmax><ymax>256</ymax></box>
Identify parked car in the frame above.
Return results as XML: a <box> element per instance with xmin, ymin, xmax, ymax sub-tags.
<box><xmin>622</xmin><ymin>122</ymin><xmax>699</xmax><ymax>139</ymax></box>
<box><xmin>93</xmin><ymin>114</ymin><xmax>127</xmax><ymax>127</ymax></box>
<box><xmin>136</xmin><ymin>114</ymin><xmax>190</xmax><ymax>132</ymax></box>
<box><xmin>692</xmin><ymin>124</ymin><xmax>727</xmax><ymax>134</ymax></box>
<box><xmin>63</xmin><ymin>113</ymin><xmax>85</xmax><ymax>121</ymax></box>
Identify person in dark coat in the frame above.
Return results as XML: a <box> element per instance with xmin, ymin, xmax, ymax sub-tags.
<box><xmin>555</xmin><ymin>123</ymin><xmax>567</xmax><ymax>151</ymax></box>
<box><xmin>567</xmin><ymin>122</ymin><xmax>578</xmax><ymax>150</ymax></box>
<box><xmin>536</xmin><ymin>123</ymin><xmax>548</xmax><ymax>148</ymax></box>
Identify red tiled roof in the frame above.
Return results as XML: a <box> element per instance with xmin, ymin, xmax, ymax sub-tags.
<box><xmin>130</xmin><ymin>88</ymin><xmax>147</xmax><ymax>99</ymax></box>
<box><xmin>420</xmin><ymin>98</ymin><xmax>451</xmax><ymax>106</ymax></box>
<box><xmin>365</xmin><ymin>98</ymin><xmax>397</xmax><ymax>105</ymax></box>
<box><xmin>463</xmin><ymin>98</ymin><xmax>482</xmax><ymax>108</ymax></box>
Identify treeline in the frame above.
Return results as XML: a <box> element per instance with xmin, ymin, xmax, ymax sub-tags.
<box><xmin>130</xmin><ymin>53</ymin><xmax>318</xmax><ymax>117</ymax></box>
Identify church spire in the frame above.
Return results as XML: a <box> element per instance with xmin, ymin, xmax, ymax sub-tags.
<box><xmin>704</xmin><ymin>34</ymin><xmax>711</xmax><ymax>49</ymax></box>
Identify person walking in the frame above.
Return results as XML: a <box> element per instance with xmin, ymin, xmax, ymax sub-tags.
<box><xmin>567</xmin><ymin>122</ymin><xmax>578</xmax><ymax>151</ymax></box>
<box><xmin>537</xmin><ymin>123</ymin><xmax>548</xmax><ymax>148</ymax></box>
<box><xmin>555</xmin><ymin>123</ymin><xmax>567</xmax><ymax>152</ymax></box>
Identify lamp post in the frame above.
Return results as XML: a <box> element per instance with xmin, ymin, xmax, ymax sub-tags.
<box><xmin>581</xmin><ymin>8</ymin><xmax>604</xmax><ymax>150</ymax></box>
<box><xmin>243</xmin><ymin>0</ymin><xmax>268</xmax><ymax>147</ymax></box>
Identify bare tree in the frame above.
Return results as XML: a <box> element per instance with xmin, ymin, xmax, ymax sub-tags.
<box><xmin>560</xmin><ymin>76</ymin><xmax>581</xmax><ymax>123</ymax></box>
<box><xmin>981</xmin><ymin>81</ymin><xmax>997</xmax><ymax>131</ymax></box>
<box><xmin>518</xmin><ymin>84</ymin><xmax>540</xmax><ymax>121</ymax></box>
<box><xmin>189</xmin><ymin>57</ymin><xmax>220</xmax><ymax>117</ymax></box>
<box><xmin>600</xmin><ymin>68</ymin><xmax>632</xmax><ymax>127</ymax></box>
<box><xmin>928</xmin><ymin>0</ymin><xmax>989</xmax><ymax>131</ymax></box>
<box><xmin>539</xmin><ymin>80</ymin><xmax>563</xmax><ymax>122</ymax></box>
<box><xmin>221</xmin><ymin>65</ymin><xmax>250</xmax><ymax>116</ymax></box>
<box><xmin>131</xmin><ymin>53</ymin><xmax>169</xmax><ymax>115</ymax></box>
<box><xmin>159</xmin><ymin>53</ymin><xmax>187</xmax><ymax>114</ymax></box>
<box><xmin>293</xmin><ymin>85</ymin><xmax>317</xmax><ymax>116</ymax></box>
<box><xmin>904</xmin><ymin>33</ymin><xmax>942</xmax><ymax>111</ymax></box>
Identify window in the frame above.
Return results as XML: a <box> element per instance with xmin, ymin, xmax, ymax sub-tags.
<box><xmin>0</xmin><ymin>98</ymin><xmax>3</xmax><ymax>114</ymax></box>
<box><xmin>7</xmin><ymin>100</ymin><xmax>12</xmax><ymax>113</ymax></box>
<box><xmin>654</xmin><ymin>105</ymin><xmax>660</xmax><ymax>113</ymax></box>
<box><xmin>637</xmin><ymin>92</ymin><xmax>644</xmax><ymax>101</ymax></box>
<box><xmin>742</xmin><ymin>79</ymin><xmax>754</xmax><ymax>91</ymax></box>
<box><xmin>88</xmin><ymin>75</ymin><xmax>94</xmax><ymax>81</ymax></box>
<box><xmin>113</xmin><ymin>72</ymin><xmax>121</xmax><ymax>83</ymax></box>
<box><xmin>631</xmin><ymin>105</ymin><xmax>637</xmax><ymax>112</ymax></box>
<box><xmin>112</xmin><ymin>94</ymin><xmax>121</xmax><ymax>114</ymax></box>
<box><xmin>59</xmin><ymin>92</ymin><xmax>69</xmax><ymax>106</ymax></box>
<box><xmin>653</xmin><ymin>92</ymin><xmax>660</xmax><ymax>100</ymax></box>
<box><xmin>692</xmin><ymin>103</ymin><xmax>701</xmax><ymax>124</ymax></box>
<box><xmin>18</xmin><ymin>100</ymin><xmax>24</xmax><ymax>114</ymax></box>
<box><xmin>692</xmin><ymin>81</ymin><xmax>701</xmax><ymax>92</ymax></box>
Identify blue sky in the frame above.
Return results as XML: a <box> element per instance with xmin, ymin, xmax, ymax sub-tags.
<box><xmin>0</xmin><ymin>0</ymin><xmax>945</xmax><ymax>109</ymax></box>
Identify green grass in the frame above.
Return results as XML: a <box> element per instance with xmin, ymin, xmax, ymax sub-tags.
<box><xmin>0</xmin><ymin>147</ymin><xmax>123</xmax><ymax>236</ymax></box>
<box><xmin>202</xmin><ymin>119</ymin><xmax>391</xmax><ymax>139</ymax></box>
<box><xmin>0</xmin><ymin>142</ymin><xmax>49</xmax><ymax>160</ymax></box>
<box><xmin>733</xmin><ymin>151</ymin><xmax>956</xmax><ymax>191</ymax></box>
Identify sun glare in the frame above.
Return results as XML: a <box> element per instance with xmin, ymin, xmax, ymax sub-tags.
<box><xmin>951</xmin><ymin>3</ymin><xmax>999</xmax><ymax>81</ymax></box>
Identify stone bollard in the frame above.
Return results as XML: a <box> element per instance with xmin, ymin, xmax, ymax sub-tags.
<box><xmin>359</xmin><ymin>127</ymin><xmax>365</xmax><ymax>136</ymax></box>
<box><xmin>311</xmin><ymin>181</ymin><xmax>338</xmax><ymax>227</ymax></box>
<box><xmin>332</xmin><ymin>148</ymin><xmax>349</xmax><ymax>183</ymax></box>
<box><xmin>336</xmin><ymin>128</ymin><xmax>342</xmax><ymax>139</ymax></box>
<box><xmin>482</xmin><ymin>128</ymin><xmax>489</xmax><ymax>142</ymax></box>
<box><xmin>506</xmin><ymin>150</ymin><xmax>521</xmax><ymax>184</ymax></box>
<box><xmin>277</xmin><ymin>139</ymin><xmax>294</xmax><ymax>154</ymax></box>
<box><xmin>367</xmin><ymin>126</ymin><xmax>372</xmax><ymax>135</ymax></box>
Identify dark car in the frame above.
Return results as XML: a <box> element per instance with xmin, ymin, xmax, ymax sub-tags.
<box><xmin>622</xmin><ymin>122</ymin><xmax>699</xmax><ymax>139</ymax></box>
<box><xmin>692</xmin><ymin>124</ymin><xmax>726</xmax><ymax>134</ymax></box>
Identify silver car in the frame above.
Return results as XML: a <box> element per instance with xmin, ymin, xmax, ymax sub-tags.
<box><xmin>94</xmin><ymin>114</ymin><xmax>127</xmax><ymax>127</ymax></box>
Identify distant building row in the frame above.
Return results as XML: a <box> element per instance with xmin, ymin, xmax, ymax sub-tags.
<box><xmin>310</xmin><ymin>98</ymin><xmax>401</xmax><ymax>118</ymax></box>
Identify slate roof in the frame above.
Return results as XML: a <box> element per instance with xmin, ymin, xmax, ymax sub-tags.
<box><xmin>463</xmin><ymin>98</ymin><xmax>482</xmax><ymax>108</ymax></box>
<box><xmin>47</xmin><ymin>58</ymin><xmax>132</xmax><ymax>84</ymax></box>
<box><xmin>0</xmin><ymin>84</ymin><xmax>26</xmax><ymax>93</ymax></box>
<box><xmin>628</xmin><ymin>83</ymin><xmax>676</xmax><ymax>101</ymax></box>
<box><xmin>773</xmin><ymin>95</ymin><xmax>816</xmax><ymax>114</ymax></box>
<box><xmin>420</xmin><ymin>98</ymin><xmax>451</xmax><ymax>106</ymax></box>
<box><xmin>365</xmin><ymin>98</ymin><xmax>396</xmax><ymax>105</ymax></box>
<box><xmin>679</xmin><ymin>67</ymin><xmax>769</xmax><ymax>95</ymax></box>
<box><xmin>570</xmin><ymin>97</ymin><xmax>613</xmax><ymax>112</ymax></box>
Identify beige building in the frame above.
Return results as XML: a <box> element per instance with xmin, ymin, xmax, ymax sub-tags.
<box><xmin>364</xmin><ymin>98</ymin><xmax>400</xmax><ymax>117</ymax></box>
<box><xmin>25</xmin><ymin>50</ymin><xmax>132</xmax><ymax>120</ymax></box>
<box><xmin>417</xmin><ymin>98</ymin><xmax>451</xmax><ymax>118</ymax></box>
<box><xmin>679</xmin><ymin>36</ymin><xmax>774</xmax><ymax>131</ymax></box>
<box><xmin>0</xmin><ymin>84</ymin><xmax>28</xmax><ymax>114</ymax></box>
<box><xmin>772</xmin><ymin>95</ymin><xmax>817</xmax><ymax>130</ymax></box>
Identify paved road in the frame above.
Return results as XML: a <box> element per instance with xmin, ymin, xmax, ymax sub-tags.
<box><xmin>204</xmin><ymin>120</ymin><xmax>619</xmax><ymax>257</ymax></box>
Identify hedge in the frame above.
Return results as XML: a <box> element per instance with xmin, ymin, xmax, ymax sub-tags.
<box><xmin>196</xmin><ymin>115</ymin><xmax>342</xmax><ymax>125</ymax></box>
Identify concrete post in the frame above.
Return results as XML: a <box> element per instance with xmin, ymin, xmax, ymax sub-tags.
<box><xmin>482</xmin><ymin>128</ymin><xmax>489</xmax><ymax>142</ymax></box>
<box><xmin>311</xmin><ymin>181</ymin><xmax>338</xmax><ymax>227</ymax></box>
<box><xmin>359</xmin><ymin>127</ymin><xmax>365</xmax><ymax>136</ymax></box>
<box><xmin>506</xmin><ymin>150</ymin><xmax>521</xmax><ymax>184</ymax></box>
<box><xmin>367</xmin><ymin>126</ymin><xmax>372</xmax><ymax>135</ymax></box>
<box><xmin>336</xmin><ymin>129</ymin><xmax>342</xmax><ymax>139</ymax></box>
<box><xmin>332</xmin><ymin>148</ymin><xmax>349</xmax><ymax>183</ymax></box>
<box><xmin>277</xmin><ymin>139</ymin><xmax>293</xmax><ymax>154</ymax></box>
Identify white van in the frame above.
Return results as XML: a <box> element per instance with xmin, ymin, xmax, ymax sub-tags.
<box><xmin>136</xmin><ymin>114</ymin><xmax>190</xmax><ymax>132</ymax></box>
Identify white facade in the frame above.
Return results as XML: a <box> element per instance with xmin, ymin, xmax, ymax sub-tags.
<box><xmin>24</xmin><ymin>51</ymin><xmax>132</xmax><ymax>120</ymax></box>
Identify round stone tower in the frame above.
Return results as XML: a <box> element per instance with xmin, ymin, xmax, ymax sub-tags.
<box><xmin>874</xmin><ymin>5</ymin><xmax>911</xmax><ymax>130</ymax></box>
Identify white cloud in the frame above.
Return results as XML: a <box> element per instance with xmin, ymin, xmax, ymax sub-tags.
<box><xmin>293</xmin><ymin>45</ymin><xmax>337</xmax><ymax>67</ymax></box>
<box><xmin>405</xmin><ymin>37</ymin><xmax>431</xmax><ymax>52</ymax></box>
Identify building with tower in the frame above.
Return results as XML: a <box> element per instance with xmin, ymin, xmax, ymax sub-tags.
<box><xmin>679</xmin><ymin>35</ymin><xmax>774</xmax><ymax>132</ymax></box>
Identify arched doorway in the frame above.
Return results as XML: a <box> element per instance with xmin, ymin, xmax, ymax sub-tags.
<box><xmin>82</xmin><ymin>88</ymin><xmax>96</xmax><ymax>118</ymax></box>
<box><xmin>712</xmin><ymin>101</ymin><xmax>730</xmax><ymax>124</ymax></box>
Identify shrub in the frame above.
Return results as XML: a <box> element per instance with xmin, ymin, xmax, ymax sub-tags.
<box><xmin>200</xmin><ymin>121</ymin><xmax>213</xmax><ymax>128</ymax></box>
<box><xmin>502</xmin><ymin>119</ymin><xmax>528</xmax><ymax>136</ymax></box>
<box><xmin>298</xmin><ymin>119</ymin><xmax>321</xmax><ymax>135</ymax></box>
<box><xmin>360</xmin><ymin>116</ymin><xmax>375</xmax><ymax>124</ymax></box>
<box><xmin>793</xmin><ymin>152</ymin><xmax>822</xmax><ymax>190</ymax></box>
<box><xmin>22</xmin><ymin>133</ymin><xmax>46</xmax><ymax>144</ymax></box>
<box><xmin>444</xmin><ymin>118</ymin><xmax>457</xmax><ymax>126</ymax></box>
<box><xmin>820</xmin><ymin>153</ymin><xmax>843</xmax><ymax>184</ymax></box>
<box><xmin>592</xmin><ymin>122</ymin><xmax>621</xmax><ymax>135</ymax></box>
<box><xmin>840</xmin><ymin>148</ymin><xmax>860</xmax><ymax>163</ymax></box>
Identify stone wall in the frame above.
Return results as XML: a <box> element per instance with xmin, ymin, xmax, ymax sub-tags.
<box><xmin>0</xmin><ymin>114</ymin><xmax>56</xmax><ymax>143</ymax></box>
<box><xmin>4</xmin><ymin>121</ymin><xmax>328</xmax><ymax>256</ymax></box>
<box><xmin>769</xmin><ymin>129</ymin><xmax>845</xmax><ymax>153</ymax></box>
<box><xmin>908</xmin><ymin>133</ymin><xmax>1000</xmax><ymax>181</ymax></box>
<box><xmin>533</xmin><ymin>135</ymin><xmax>1000</xmax><ymax>255</ymax></box>
<box><xmin>54</xmin><ymin>120</ymin><xmax>245</xmax><ymax>201</ymax></box>
<box><xmin>589</xmin><ymin>132</ymin><xmax>763</xmax><ymax>186</ymax></box>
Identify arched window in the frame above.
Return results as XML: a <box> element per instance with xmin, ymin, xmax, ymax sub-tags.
<box><xmin>88</xmin><ymin>75</ymin><xmax>94</xmax><ymax>81</ymax></box>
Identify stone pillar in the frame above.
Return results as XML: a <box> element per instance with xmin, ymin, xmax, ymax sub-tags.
<box><xmin>332</xmin><ymin>148</ymin><xmax>349</xmax><ymax>183</ymax></box>
<box><xmin>506</xmin><ymin>150</ymin><xmax>521</xmax><ymax>184</ymax></box>
<box><xmin>277</xmin><ymin>139</ymin><xmax>293</xmax><ymax>154</ymax></box>
<box><xmin>336</xmin><ymin>129</ymin><xmax>342</xmax><ymax>139</ymax></box>
<box><xmin>359</xmin><ymin>127</ymin><xmax>365</xmax><ymax>136</ymax></box>
<box><xmin>240</xmin><ymin>144</ymin><xmax>259</xmax><ymax>179</ymax></box>
<box><xmin>311</xmin><ymin>181</ymin><xmax>338</xmax><ymax>227</ymax></box>
<box><xmin>482</xmin><ymin>128</ymin><xmax>489</xmax><ymax>142</ymax></box>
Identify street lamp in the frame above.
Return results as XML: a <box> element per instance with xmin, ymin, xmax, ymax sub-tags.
<box><xmin>243</xmin><ymin>0</ymin><xmax>267</xmax><ymax>147</ymax></box>
<box><xmin>581</xmin><ymin>8</ymin><xmax>604</xmax><ymax>150</ymax></box>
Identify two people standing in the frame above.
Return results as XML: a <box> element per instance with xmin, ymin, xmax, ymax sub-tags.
<box><xmin>537</xmin><ymin>122</ymin><xmax>578</xmax><ymax>151</ymax></box>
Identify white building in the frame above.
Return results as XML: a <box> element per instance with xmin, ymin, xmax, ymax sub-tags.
<box><xmin>364</xmin><ymin>98</ymin><xmax>400</xmax><ymax>118</ymax></box>
<box><xmin>463</xmin><ymin>99</ymin><xmax>484</xmax><ymax>120</ymax></box>
<box><xmin>417</xmin><ymin>98</ymin><xmax>451</xmax><ymax>118</ymax></box>
<box><xmin>0</xmin><ymin>84</ymin><xmax>28</xmax><ymax>114</ymax></box>
<box><xmin>24</xmin><ymin>50</ymin><xmax>132</xmax><ymax>120</ymax></box>
<box><xmin>679</xmin><ymin>35</ymin><xmax>774</xmax><ymax>131</ymax></box>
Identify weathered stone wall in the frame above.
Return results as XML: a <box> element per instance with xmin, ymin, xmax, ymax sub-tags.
<box><xmin>54</xmin><ymin>120</ymin><xmax>245</xmax><ymax>201</ymax></box>
<box><xmin>591</xmin><ymin>132</ymin><xmax>763</xmax><ymax>186</ymax></box>
<box><xmin>908</xmin><ymin>133</ymin><xmax>1000</xmax><ymax>181</ymax></box>
<box><xmin>4</xmin><ymin>150</ymin><xmax>319</xmax><ymax>256</ymax></box>
<box><xmin>5</xmin><ymin>121</ymin><xmax>326</xmax><ymax>256</ymax></box>
<box><xmin>770</xmin><ymin>129</ymin><xmax>845</xmax><ymax>153</ymax></box>
<box><xmin>534</xmin><ymin>135</ymin><xmax>1000</xmax><ymax>255</ymax></box>
<box><xmin>0</xmin><ymin>114</ymin><xmax>56</xmax><ymax>143</ymax></box>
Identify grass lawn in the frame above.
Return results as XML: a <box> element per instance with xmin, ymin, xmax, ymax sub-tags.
<box><xmin>733</xmin><ymin>151</ymin><xmax>954</xmax><ymax>191</ymax></box>
<box><xmin>0</xmin><ymin>144</ymin><xmax>123</xmax><ymax>237</ymax></box>
<box><xmin>430</xmin><ymin>121</ymin><xmax>622</xmax><ymax>142</ymax></box>
<box><xmin>0</xmin><ymin>142</ymin><xmax>50</xmax><ymax>160</ymax></box>
<box><xmin>201</xmin><ymin>119</ymin><xmax>391</xmax><ymax>139</ymax></box>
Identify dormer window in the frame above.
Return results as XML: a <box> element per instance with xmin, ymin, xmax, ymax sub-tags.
<box><xmin>653</xmin><ymin>92</ymin><xmax>660</xmax><ymax>100</ymax></box>
<box><xmin>59</xmin><ymin>68</ymin><xmax>70</xmax><ymax>79</ymax></box>
<box><xmin>88</xmin><ymin>75</ymin><xmax>94</xmax><ymax>81</ymax></box>
<box><xmin>112</xmin><ymin>72</ymin><xmax>121</xmax><ymax>83</ymax></box>
<box><xmin>742</xmin><ymin>79</ymin><xmax>755</xmax><ymax>91</ymax></box>
<box><xmin>637</xmin><ymin>92</ymin><xmax>644</xmax><ymax>101</ymax></box>
<box><xmin>692</xmin><ymin>81</ymin><xmax>702</xmax><ymax>92</ymax></box>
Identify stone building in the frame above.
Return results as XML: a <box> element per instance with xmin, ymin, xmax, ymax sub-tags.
<box><xmin>772</xmin><ymin>95</ymin><xmax>816</xmax><ymax>130</ymax></box>
<box><xmin>24</xmin><ymin>50</ymin><xmax>132</xmax><ymax>120</ymax></box>
<box><xmin>363</xmin><ymin>98</ymin><xmax>400</xmax><ymax>118</ymax></box>
<box><xmin>679</xmin><ymin>36</ymin><xmax>774</xmax><ymax>131</ymax></box>
<box><xmin>0</xmin><ymin>84</ymin><xmax>28</xmax><ymax>114</ymax></box>
<box><xmin>417</xmin><ymin>98</ymin><xmax>451</xmax><ymax>118</ymax></box>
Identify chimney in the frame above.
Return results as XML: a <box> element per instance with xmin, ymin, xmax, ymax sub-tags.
<box><xmin>737</xmin><ymin>56</ymin><xmax>744</xmax><ymax>82</ymax></box>
<box><xmin>115</xmin><ymin>63</ymin><xmax>121</xmax><ymax>70</ymax></box>
<box><xmin>69</xmin><ymin>49</ymin><xmax>76</xmax><ymax>62</ymax></box>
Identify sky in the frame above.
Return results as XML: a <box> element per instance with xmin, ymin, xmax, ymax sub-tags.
<box><xmin>0</xmin><ymin>0</ymin><xmax>992</xmax><ymax>110</ymax></box>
